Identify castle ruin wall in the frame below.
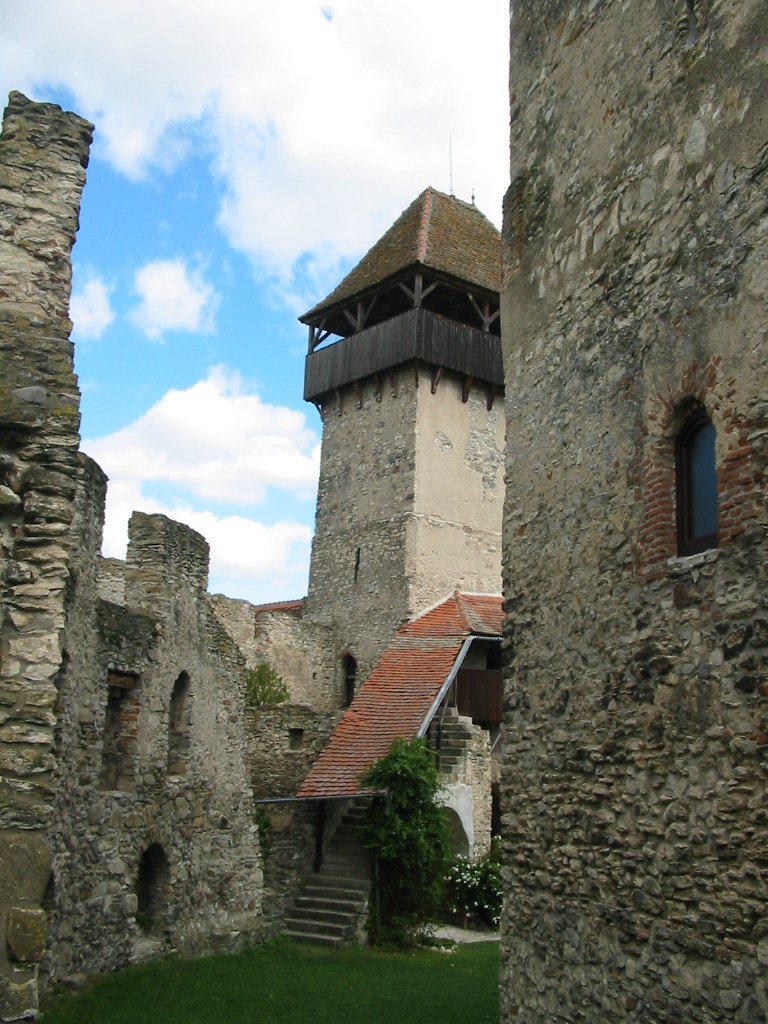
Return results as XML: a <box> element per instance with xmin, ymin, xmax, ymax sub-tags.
<box><xmin>46</xmin><ymin>509</ymin><xmax>264</xmax><ymax>986</ymax></box>
<box><xmin>0</xmin><ymin>91</ymin><xmax>92</xmax><ymax>1022</ymax></box>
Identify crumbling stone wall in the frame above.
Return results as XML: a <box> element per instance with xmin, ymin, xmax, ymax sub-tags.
<box><xmin>0</xmin><ymin>94</ymin><xmax>265</xmax><ymax>1020</ymax></box>
<box><xmin>500</xmin><ymin>3</ymin><xmax>767</xmax><ymax>1022</ymax></box>
<box><xmin>44</xmin><ymin>510</ymin><xmax>263</xmax><ymax>987</ymax></box>
<box><xmin>306</xmin><ymin>365</ymin><xmax>504</xmax><ymax>678</ymax></box>
<box><xmin>0</xmin><ymin>92</ymin><xmax>92</xmax><ymax>1023</ymax></box>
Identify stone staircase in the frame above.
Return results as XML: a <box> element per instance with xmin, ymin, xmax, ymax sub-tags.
<box><xmin>433</xmin><ymin>706</ymin><xmax>476</xmax><ymax>781</ymax></box>
<box><xmin>283</xmin><ymin>799</ymin><xmax>372</xmax><ymax>947</ymax></box>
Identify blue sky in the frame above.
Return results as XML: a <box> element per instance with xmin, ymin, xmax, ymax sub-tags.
<box><xmin>1</xmin><ymin>0</ymin><xmax>509</xmax><ymax>603</ymax></box>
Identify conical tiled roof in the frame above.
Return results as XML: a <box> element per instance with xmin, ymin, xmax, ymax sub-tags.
<box><xmin>302</xmin><ymin>187</ymin><xmax>501</xmax><ymax>321</ymax></box>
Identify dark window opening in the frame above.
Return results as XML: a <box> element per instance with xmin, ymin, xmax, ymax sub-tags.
<box><xmin>486</xmin><ymin>644</ymin><xmax>503</xmax><ymax>670</ymax></box>
<box><xmin>168</xmin><ymin>671</ymin><xmax>192</xmax><ymax>775</ymax></box>
<box><xmin>99</xmin><ymin>671</ymin><xmax>139</xmax><ymax>791</ymax></box>
<box><xmin>676</xmin><ymin>407</ymin><xmax>718</xmax><ymax>556</ymax></box>
<box><xmin>354</xmin><ymin>547</ymin><xmax>361</xmax><ymax>583</ymax></box>
<box><xmin>343</xmin><ymin>655</ymin><xmax>357</xmax><ymax>707</ymax></box>
<box><xmin>289</xmin><ymin>728</ymin><xmax>304</xmax><ymax>750</ymax></box>
<box><xmin>135</xmin><ymin>844</ymin><xmax>170</xmax><ymax>936</ymax></box>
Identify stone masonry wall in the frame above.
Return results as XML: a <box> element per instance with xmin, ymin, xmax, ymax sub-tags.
<box><xmin>0</xmin><ymin>92</ymin><xmax>92</xmax><ymax>1023</ymax></box>
<box><xmin>246</xmin><ymin>705</ymin><xmax>338</xmax><ymax>801</ymax></box>
<box><xmin>45</xmin><ymin>510</ymin><xmax>263</xmax><ymax>987</ymax></box>
<box><xmin>306</xmin><ymin>362</ymin><xmax>504</xmax><ymax>679</ymax></box>
<box><xmin>211</xmin><ymin>596</ymin><xmax>340</xmax><ymax>711</ymax></box>
<box><xmin>305</xmin><ymin>367</ymin><xmax>419</xmax><ymax>679</ymax></box>
<box><xmin>500</xmin><ymin>3</ymin><xmax>767</xmax><ymax>1022</ymax></box>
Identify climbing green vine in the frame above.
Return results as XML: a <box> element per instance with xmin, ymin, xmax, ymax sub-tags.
<box><xmin>361</xmin><ymin>738</ymin><xmax>450</xmax><ymax>946</ymax></box>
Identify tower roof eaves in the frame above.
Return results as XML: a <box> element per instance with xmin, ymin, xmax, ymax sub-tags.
<box><xmin>301</xmin><ymin>186</ymin><xmax>501</xmax><ymax>323</ymax></box>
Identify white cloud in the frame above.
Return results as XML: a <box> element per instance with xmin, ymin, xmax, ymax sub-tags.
<box><xmin>84</xmin><ymin>366</ymin><xmax>320</xmax><ymax>505</ymax></box>
<box><xmin>70</xmin><ymin>275</ymin><xmax>115</xmax><ymax>340</ymax></box>
<box><xmin>84</xmin><ymin>367</ymin><xmax>319</xmax><ymax>601</ymax></box>
<box><xmin>129</xmin><ymin>259</ymin><xmax>218</xmax><ymax>340</ymax></box>
<box><xmin>0</xmin><ymin>0</ymin><xmax>508</xmax><ymax>279</ymax></box>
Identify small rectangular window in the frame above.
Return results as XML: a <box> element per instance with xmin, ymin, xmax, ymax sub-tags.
<box><xmin>289</xmin><ymin>728</ymin><xmax>304</xmax><ymax>750</ymax></box>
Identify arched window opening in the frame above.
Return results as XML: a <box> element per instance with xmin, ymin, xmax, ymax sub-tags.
<box><xmin>343</xmin><ymin>655</ymin><xmax>357</xmax><ymax>707</ymax></box>
<box><xmin>442</xmin><ymin>807</ymin><xmax>470</xmax><ymax>858</ymax></box>
<box><xmin>135</xmin><ymin>844</ymin><xmax>170</xmax><ymax>936</ymax></box>
<box><xmin>167</xmin><ymin>671</ymin><xmax>191</xmax><ymax>775</ymax></box>
<box><xmin>676</xmin><ymin>407</ymin><xmax>718</xmax><ymax>556</ymax></box>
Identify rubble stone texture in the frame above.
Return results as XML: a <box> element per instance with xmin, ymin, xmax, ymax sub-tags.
<box><xmin>0</xmin><ymin>90</ymin><xmax>92</xmax><ymax>1022</ymax></box>
<box><xmin>0</xmin><ymin>95</ymin><xmax>263</xmax><ymax>1022</ymax></box>
<box><xmin>500</xmin><ymin>2</ymin><xmax>767</xmax><ymax>1022</ymax></box>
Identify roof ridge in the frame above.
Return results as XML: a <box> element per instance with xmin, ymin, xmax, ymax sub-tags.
<box><xmin>453</xmin><ymin>590</ymin><xmax>473</xmax><ymax>632</ymax></box>
<box><xmin>417</xmin><ymin>186</ymin><xmax>434</xmax><ymax>263</ymax></box>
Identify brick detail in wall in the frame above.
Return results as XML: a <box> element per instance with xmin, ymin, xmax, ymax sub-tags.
<box><xmin>633</xmin><ymin>359</ymin><xmax>762</xmax><ymax>580</ymax></box>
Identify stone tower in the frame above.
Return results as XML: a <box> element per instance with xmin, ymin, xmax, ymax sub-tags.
<box><xmin>301</xmin><ymin>187</ymin><xmax>505</xmax><ymax>679</ymax></box>
<box><xmin>500</xmin><ymin>2</ymin><xmax>768</xmax><ymax>1021</ymax></box>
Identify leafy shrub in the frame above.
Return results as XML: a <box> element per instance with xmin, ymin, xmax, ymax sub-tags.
<box><xmin>361</xmin><ymin>738</ymin><xmax>450</xmax><ymax>946</ymax></box>
<box><xmin>244</xmin><ymin>663</ymin><xmax>289</xmax><ymax>708</ymax></box>
<box><xmin>444</xmin><ymin>838</ymin><xmax>502</xmax><ymax>927</ymax></box>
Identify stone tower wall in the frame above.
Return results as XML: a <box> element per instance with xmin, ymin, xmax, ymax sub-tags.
<box><xmin>500</xmin><ymin>3</ymin><xmax>768</xmax><ymax>1022</ymax></box>
<box><xmin>305</xmin><ymin>367</ymin><xmax>418</xmax><ymax>678</ymax></box>
<box><xmin>0</xmin><ymin>92</ymin><xmax>92</xmax><ymax>1022</ymax></box>
<box><xmin>306</xmin><ymin>362</ymin><xmax>504</xmax><ymax>679</ymax></box>
<box><xmin>411</xmin><ymin>375</ymin><xmax>504</xmax><ymax>614</ymax></box>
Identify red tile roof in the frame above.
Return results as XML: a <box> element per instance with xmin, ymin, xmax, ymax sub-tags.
<box><xmin>251</xmin><ymin>598</ymin><xmax>306</xmax><ymax>617</ymax></box>
<box><xmin>296</xmin><ymin>592</ymin><xmax>502</xmax><ymax>799</ymax></box>
<box><xmin>301</xmin><ymin>187</ymin><xmax>501</xmax><ymax>321</ymax></box>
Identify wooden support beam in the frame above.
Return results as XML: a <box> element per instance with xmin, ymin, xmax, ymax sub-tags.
<box><xmin>343</xmin><ymin>307</ymin><xmax>358</xmax><ymax>331</ymax></box>
<box><xmin>373</xmin><ymin>374</ymin><xmax>382</xmax><ymax>402</ymax></box>
<box><xmin>462</xmin><ymin>376</ymin><xmax>474</xmax><ymax>403</ymax></box>
<box><xmin>431</xmin><ymin>366</ymin><xmax>443</xmax><ymax>394</ymax></box>
<box><xmin>354</xmin><ymin>380</ymin><xmax>364</xmax><ymax>409</ymax></box>
<box><xmin>486</xmin><ymin>386</ymin><xmax>496</xmax><ymax>411</ymax></box>
<box><xmin>414</xmin><ymin>273</ymin><xmax>423</xmax><ymax>308</ymax></box>
<box><xmin>335</xmin><ymin>389</ymin><xmax>344</xmax><ymax>416</ymax></box>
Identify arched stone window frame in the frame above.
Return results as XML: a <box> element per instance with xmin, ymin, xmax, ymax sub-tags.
<box><xmin>135</xmin><ymin>843</ymin><xmax>171</xmax><ymax>936</ymax></box>
<box><xmin>167</xmin><ymin>671</ymin><xmax>192</xmax><ymax>775</ymax></box>
<box><xmin>675</xmin><ymin>405</ymin><xmax>719</xmax><ymax>556</ymax></box>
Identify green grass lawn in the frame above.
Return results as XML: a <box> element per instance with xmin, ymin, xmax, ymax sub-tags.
<box><xmin>40</xmin><ymin>938</ymin><xmax>499</xmax><ymax>1024</ymax></box>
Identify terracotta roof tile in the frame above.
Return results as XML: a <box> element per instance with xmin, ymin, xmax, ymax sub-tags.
<box><xmin>297</xmin><ymin>592</ymin><xmax>502</xmax><ymax>799</ymax></box>
<box><xmin>251</xmin><ymin>598</ymin><xmax>306</xmax><ymax>617</ymax></box>
<box><xmin>302</xmin><ymin>188</ymin><xmax>501</xmax><ymax>321</ymax></box>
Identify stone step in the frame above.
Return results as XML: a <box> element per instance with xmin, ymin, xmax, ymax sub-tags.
<box><xmin>320</xmin><ymin>857</ymin><xmax>370</xmax><ymax>878</ymax></box>
<box><xmin>283</xmin><ymin>929</ymin><xmax>344</xmax><ymax>947</ymax></box>
<box><xmin>285</xmin><ymin>911</ymin><xmax>351</xmax><ymax>935</ymax></box>
<box><xmin>303</xmin><ymin>877</ymin><xmax>370</xmax><ymax>898</ymax></box>
<box><xmin>295</xmin><ymin>894</ymin><xmax>365</xmax><ymax>915</ymax></box>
